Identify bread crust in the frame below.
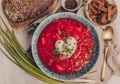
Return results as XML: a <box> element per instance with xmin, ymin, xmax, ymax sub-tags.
<box><xmin>2</xmin><ymin>0</ymin><xmax>58</xmax><ymax>29</ymax></box>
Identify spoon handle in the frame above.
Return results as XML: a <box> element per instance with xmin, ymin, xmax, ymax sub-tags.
<box><xmin>101</xmin><ymin>43</ymin><xmax>109</xmax><ymax>81</ymax></box>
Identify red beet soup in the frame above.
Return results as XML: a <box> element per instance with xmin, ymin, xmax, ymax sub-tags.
<box><xmin>37</xmin><ymin>18</ymin><xmax>94</xmax><ymax>75</ymax></box>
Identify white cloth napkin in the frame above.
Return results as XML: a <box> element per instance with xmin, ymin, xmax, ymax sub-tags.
<box><xmin>107</xmin><ymin>42</ymin><xmax>120</xmax><ymax>76</ymax></box>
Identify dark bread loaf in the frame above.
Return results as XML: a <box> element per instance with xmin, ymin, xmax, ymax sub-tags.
<box><xmin>2</xmin><ymin>0</ymin><xmax>58</xmax><ymax>29</ymax></box>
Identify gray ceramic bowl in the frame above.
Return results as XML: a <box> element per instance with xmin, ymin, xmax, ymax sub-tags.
<box><xmin>32</xmin><ymin>12</ymin><xmax>99</xmax><ymax>80</ymax></box>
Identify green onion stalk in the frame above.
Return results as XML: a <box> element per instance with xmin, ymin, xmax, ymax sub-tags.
<box><xmin>0</xmin><ymin>17</ymin><xmax>62</xmax><ymax>84</ymax></box>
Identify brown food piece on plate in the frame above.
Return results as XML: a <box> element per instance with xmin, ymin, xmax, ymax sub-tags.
<box><xmin>92</xmin><ymin>0</ymin><xmax>103</xmax><ymax>8</ymax></box>
<box><xmin>92</xmin><ymin>18</ymin><xmax>97</xmax><ymax>22</ymax></box>
<box><xmin>90</xmin><ymin>0</ymin><xmax>107</xmax><ymax>12</ymax></box>
<box><xmin>91</xmin><ymin>0</ymin><xmax>108</xmax><ymax>7</ymax></box>
<box><xmin>100</xmin><ymin>6</ymin><xmax>107</xmax><ymax>12</ymax></box>
<box><xmin>111</xmin><ymin>6</ymin><xmax>117</xmax><ymax>16</ymax></box>
<box><xmin>90</xmin><ymin>15</ymin><xmax>97</xmax><ymax>19</ymax></box>
<box><xmin>88</xmin><ymin>3</ymin><xmax>98</xmax><ymax>14</ymax></box>
<box><xmin>97</xmin><ymin>10</ymin><xmax>101</xmax><ymax>14</ymax></box>
<box><xmin>90</xmin><ymin>0</ymin><xmax>107</xmax><ymax>13</ymax></box>
<box><xmin>98</xmin><ymin>13</ymin><xmax>107</xmax><ymax>25</ymax></box>
<box><xmin>92</xmin><ymin>3</ymin><xmax>101</xmax><ymax>14</ymax></box>
<box><xmin>91</xmin><ymin>0</ymin><xmax>97</xmax><ymax>2</ymax></box>
<box><xmin>92</xmin><ymin>3</ymin><xmax>99</xmax><ymax>9</ymax></box>
<box><xmin>2</xmin><ymin>0</ymin><xmax>58</xmax><ymax>29</ymax></box>
<box><xmin>87</xmin><ymin>9</ymin><xmax>93</xmax><ymax>15</ymax></box>
<box><xmin>107</xmin><ymin>5</ymin><xmax>112</xmax><ymax>21</ymax></box>
<box><xmin>100</xmin><ymin>0</ymin><xmax>105</xmax><ymax>7</ymax></box>
<box><xmin>91</xmin><ymin>0</ymin><xmax>101</xmax><ymax>4</ymax></box>
<box><xmin>104</xmin><ymin>0</ymin><xmax>109</xmax><ymax>7</ymax></box>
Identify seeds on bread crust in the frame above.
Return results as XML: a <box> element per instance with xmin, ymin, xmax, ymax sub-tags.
<box><xmin>4</xmin><ymin>0</ymin><xmax>55</xmax><ymax>22</ymax></box>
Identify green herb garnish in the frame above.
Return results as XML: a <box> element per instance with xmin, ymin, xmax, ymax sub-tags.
<box><xmin>62</xmin><ymin>43</ymin><xmax>73</xmax><ymax>56</ymax></box>
<box><xmin>54</xmin><ymin>42</ymin><xmax>73</xmax><ymax>60</ymax></box>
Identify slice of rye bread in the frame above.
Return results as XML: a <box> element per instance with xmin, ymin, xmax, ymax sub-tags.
<box><xmin>2</xmin><ymin>0</ymin><xmax>58</xmax><ymax>29</ymax></box>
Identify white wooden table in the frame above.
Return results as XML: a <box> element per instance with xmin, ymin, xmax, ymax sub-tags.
<box><xmin>0</xmin><ymin>0</ymin><xmax>120</xmax><ymax>84</ymax></box>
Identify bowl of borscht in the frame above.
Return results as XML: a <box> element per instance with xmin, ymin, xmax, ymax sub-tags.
<box><xmin>32</xmin><ymin>12</ymin><xmax>99</xmax><ymax>80</ymax></box>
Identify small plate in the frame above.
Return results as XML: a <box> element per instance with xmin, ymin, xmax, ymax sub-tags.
<box><xmin>61</xmin><ymin>0</ymin><xmax>82</xmax><ymax>12</ymax></box>
<box><xmin>85</xmin><ymin>0</ymin><xmax>118</xmax><ymax>26</ymax></box>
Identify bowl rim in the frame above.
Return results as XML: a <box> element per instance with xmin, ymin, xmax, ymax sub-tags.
<box><xmin>32</xmin><ymin>12</ymin><xmax>99</xmax><ymax>80</ymax></box>
<box><xmin>85</xmin><ymin>0</ymin><xmax>118</xmax><ymax>26</ymax></box>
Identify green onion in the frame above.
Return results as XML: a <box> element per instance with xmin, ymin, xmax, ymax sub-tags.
<box><xmin>0</xmin><ymin>17</ymin><xmax>62</xmax><ymax>84</ymax></box>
